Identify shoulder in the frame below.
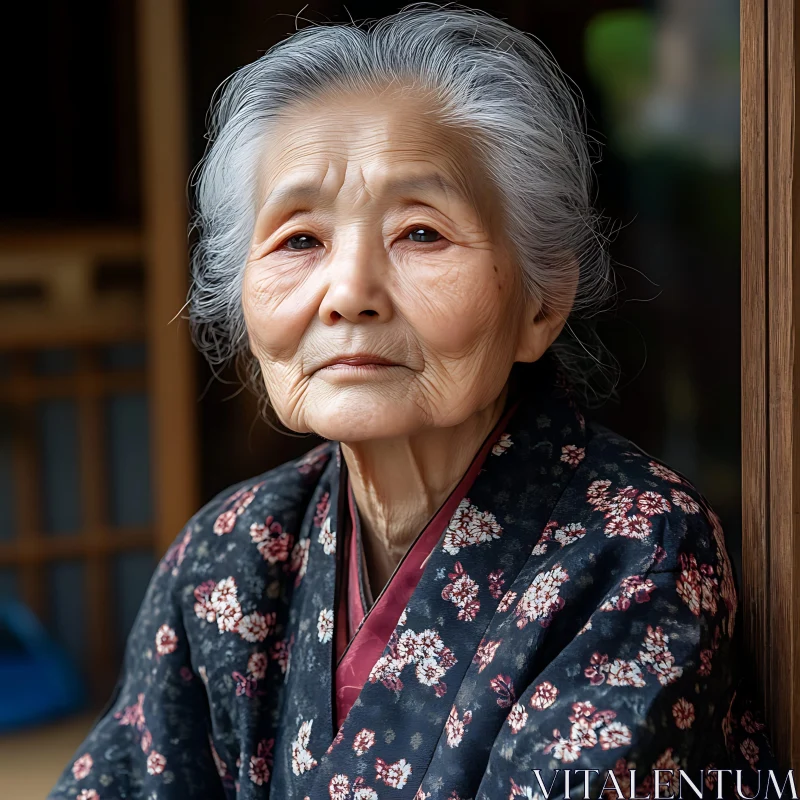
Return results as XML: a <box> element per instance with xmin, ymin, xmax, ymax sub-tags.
<box><xmin>532</xmin><ymin>420</ymin><xmax>738</xmax><ymax>641</ymax></box>
<box><xmin>158</xmin><ymin>441</ymin><xmax>337</xmax><ymax>586</ymax></box>
<box><xmin>580</xmin><ymin>420</ymin><xmax>709</xmax><ymax>517</ymax></box>
<box><xmin>195</xmin><ymin>440</ymin><xmax>335</xmax><ymax>536</ymax></box>
<box><xmin>571</xmin><ymin>422</ymin><xmax>737</xmax><ymax>604</ymax></box>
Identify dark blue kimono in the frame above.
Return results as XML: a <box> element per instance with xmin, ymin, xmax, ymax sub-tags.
<box><xmin>49</xmin><ymin>357</ymin><xmax>779</xmax><ymax>800</ymax></box>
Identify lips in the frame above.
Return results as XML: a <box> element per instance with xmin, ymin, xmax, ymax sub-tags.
<box><xmin>318</xmin><ymin>354</ymin><xmax>400</xmax><ymax>370</ymax></box>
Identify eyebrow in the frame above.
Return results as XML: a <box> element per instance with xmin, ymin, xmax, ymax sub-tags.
<box><xmin>262</xmin><ymin>172</ymin><xmax>472</xmax><ymax>210</ymax></box>
<box><xmin>383</xmin><ymin>174</ymin><xmax>470</xmax><ymax>203</ymax></box>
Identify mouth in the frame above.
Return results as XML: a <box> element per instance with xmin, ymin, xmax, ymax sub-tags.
<box><xmin>316</xmin><ymin>354</ymin><xmax>402</xmax><ymax>371</ymax></box>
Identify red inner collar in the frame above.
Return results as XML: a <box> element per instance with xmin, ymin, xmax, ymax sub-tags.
<box><xmin>333</xmin><ymin>401</ymin><xmax>519</xmax><ymax>730</ymax></box>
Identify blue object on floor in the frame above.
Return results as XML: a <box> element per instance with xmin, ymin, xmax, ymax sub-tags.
<box><xmin>0</xmin><ymin>599</ymin><xmax>85</xmax><ymax>732</ymax></box>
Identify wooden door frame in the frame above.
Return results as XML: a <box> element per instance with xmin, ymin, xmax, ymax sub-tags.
<box><xmin>136</xmin><ymin>0</ymin><xmax>199</xmax><ymax>558</ymax></box>
<box><xmin>741</xmin><ymin>0</ymin><xmax>799</xmax><ymax>772</ymax></box>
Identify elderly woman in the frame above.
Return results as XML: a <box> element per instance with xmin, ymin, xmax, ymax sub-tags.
<box><xmin>51</xmin><ymin>7</ymin><xmax>775</xmax><ymax>800</ymax></box>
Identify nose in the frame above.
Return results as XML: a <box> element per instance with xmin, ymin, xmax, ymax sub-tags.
<box><xmin>318</xmin><ymin>234</ymin><xmax>393</xmax><ymax>326</ymax></box>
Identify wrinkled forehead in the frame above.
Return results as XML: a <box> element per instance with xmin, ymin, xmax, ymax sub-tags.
<box><xmin>254</xmin><ymin>90</ymin><xmax>500</xmax><ymax>225</ymax></box>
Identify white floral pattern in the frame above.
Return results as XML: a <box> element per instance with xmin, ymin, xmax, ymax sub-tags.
<box><xmin>513</xmin><ymin>564</ymin><xmax>569</xmax><ymax>628</ymax></box>
<box><xmin>318</xmin><ymin>516</ymin><xmax>336</xmax><ymax>555</ymax></box>
<box><xmin>370</xmin><ymin>626</ymin><xmax>457</xmax><ymax>696</ymax></box>
<box><xmin>445</xmin><ymin>704</ymin><xmax>473</xmax><ymax>747</ymax></box>
<box><xmin>442</xmin><ymin>499</ymin><xmax>503</xmax><ymax>555</ymax></box>
<box><xmin>317</xmin><ymin>608</ymin><xmax>334</xmax><ymax>644</ymax></box>
<box><xmin>291</xmin><ymin>719</ymin><xmax>318</xmax><ymax>776</ymax></box>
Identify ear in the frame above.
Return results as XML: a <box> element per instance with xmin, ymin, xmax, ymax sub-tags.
<box><xmin>513</xmin><ymin>259</ymin><xmax>579</xmax><ymax>363</ymax></box>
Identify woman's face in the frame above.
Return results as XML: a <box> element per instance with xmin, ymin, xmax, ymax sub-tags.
<box><xmin>243</xmin><ymin>88</ymin><xmax>559</xmax><ymax>442</ymax></box>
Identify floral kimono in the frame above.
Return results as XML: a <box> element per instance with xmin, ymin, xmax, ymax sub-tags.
<box><xmin>50</xmin><ymin>357</ymin><xmax>779</xmax><ymax>800</ymax></box>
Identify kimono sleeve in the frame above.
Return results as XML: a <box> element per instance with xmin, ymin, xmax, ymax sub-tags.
<box><xmin>48</xmin><ymin>524</ymin><xmax>226</xmax><ymax>800</ymax></box>
<box><xmin>476</xmin><ymin>541</ymin><xmax>746</xmax><ymax>799</ymax></box>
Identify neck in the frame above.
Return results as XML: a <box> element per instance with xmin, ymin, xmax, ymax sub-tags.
<box><xmin>341</xmin><ymin>383</ymin><xmax>510</xmax><ymax>593</ymax></box>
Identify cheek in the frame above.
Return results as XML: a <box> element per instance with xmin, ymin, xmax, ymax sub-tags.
<box><xmin>242</xmin><ymin>261</ymin><xmax>317</xmax><ymax>358</ymax></box>
<box><xmin>399</xmin><ymin>254</ymin><xmax>519</xmax><ymax>355</ymax></box>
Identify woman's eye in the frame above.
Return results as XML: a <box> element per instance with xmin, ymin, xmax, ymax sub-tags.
<box><xmin>283</xmin><ymin>233</ymin><xmax>321</xmax><ymax>250</ymax></box>
<box><xmin>406</xmin><ymin>227</ymin><xmax>442</xmax><ymax>243</ymax></box>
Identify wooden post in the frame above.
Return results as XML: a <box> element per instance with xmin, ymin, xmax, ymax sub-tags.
<box><xmin>136</xmin><ymin>0</ymin><xmax>199</xmax><ymax>556</ymax></box>
<box><xmin>78</xmin><ymin>349</ymin><xmax>114</xmax><ymax>703</ymax></box>
<box><xmin>740</xmin><ymin>0</ymin><xmax>769</xmax><ymax>726</ymax></box>
<box><xmin>741</xmin><ymin>0</ymin><xmax>800</xmax><ymax>771</ymax></box>
<box><xmin>11</xmin><ymin>354</ymin><xmax>45</xmax><ymax>623</ymax></box>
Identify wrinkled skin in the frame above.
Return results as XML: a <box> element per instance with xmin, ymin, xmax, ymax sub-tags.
<box><xmin>243</xmin><ymin>86</ymin><xmax>574</xmax><ymax>588</ymax></box>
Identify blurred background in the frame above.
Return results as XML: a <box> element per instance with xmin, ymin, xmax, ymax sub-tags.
<box><xmin>0</xmin><ymin>0</ymin><xmax>740</xmax><ymax>795</ymax></box>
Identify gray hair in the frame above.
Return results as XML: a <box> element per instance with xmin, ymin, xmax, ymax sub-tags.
<box><xmin>189</xmin><ymin>3</ymin><xmax>617</xmax><ymax>408</ymax></box>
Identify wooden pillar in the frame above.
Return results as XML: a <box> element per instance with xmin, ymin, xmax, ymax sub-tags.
<box><xmin>11</xmin><ymin>354</ymin><xmax>45</xmax><ymax>623</ymax></box>
<box><xmin>136</xmin><ymin>0</ymin><xmax>199</xmax><ymax>556</ymax></box>
<box><xmin>741</xmin><ymin>0</ymin><xmax>800</xmax><ymax>771</ymax></box>
<box><xmin>77</xmin><ymin>350</ymin><xmax>114</xmax><ymax>703</ymax></box>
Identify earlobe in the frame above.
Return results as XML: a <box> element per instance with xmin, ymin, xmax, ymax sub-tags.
<box><xmin>514</xmin><ymin>256</ymin><xmax>578</xmax><ymax>363</ymax></box>
<box><xmin>513</xmin><ymin>300</ymin><xmax>553</xmax><ymax>364</ymax></box>
<box><xmin>514</xmin><ymin>289</ymin><xmax>574</xmax><ymax>364</ymax></box>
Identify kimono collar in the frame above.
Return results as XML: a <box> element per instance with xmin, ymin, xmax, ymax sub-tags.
<box><xmin>279</xmin><ymin>352</ymin><xmax>588</xmax><ymax>796</ymax></box>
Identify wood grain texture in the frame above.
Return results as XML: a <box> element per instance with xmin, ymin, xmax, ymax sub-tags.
<box><xmin>741</xmin><ymin>0</ymin><xmax>800</xmax><ymax>771</ymax></box>
<box><xmin>740</xmin><ymin>0</ymin><xmax>769</xmax><ymax>718</ymax></box>
<box><xmin>136</xmin><ymin>0</ymin><xmax>199</xmax><ymax>556</ymax></box>
<box><xmin>767</xmin><ymin>0</ymin><xmax>800</xmax><ymax>770</ymax></box>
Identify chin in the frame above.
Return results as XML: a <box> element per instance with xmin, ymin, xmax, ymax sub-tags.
<box><xmin>303</xmin><ymin>390</ymin><xmax>425</xmax><ymax>443</ymax></box>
